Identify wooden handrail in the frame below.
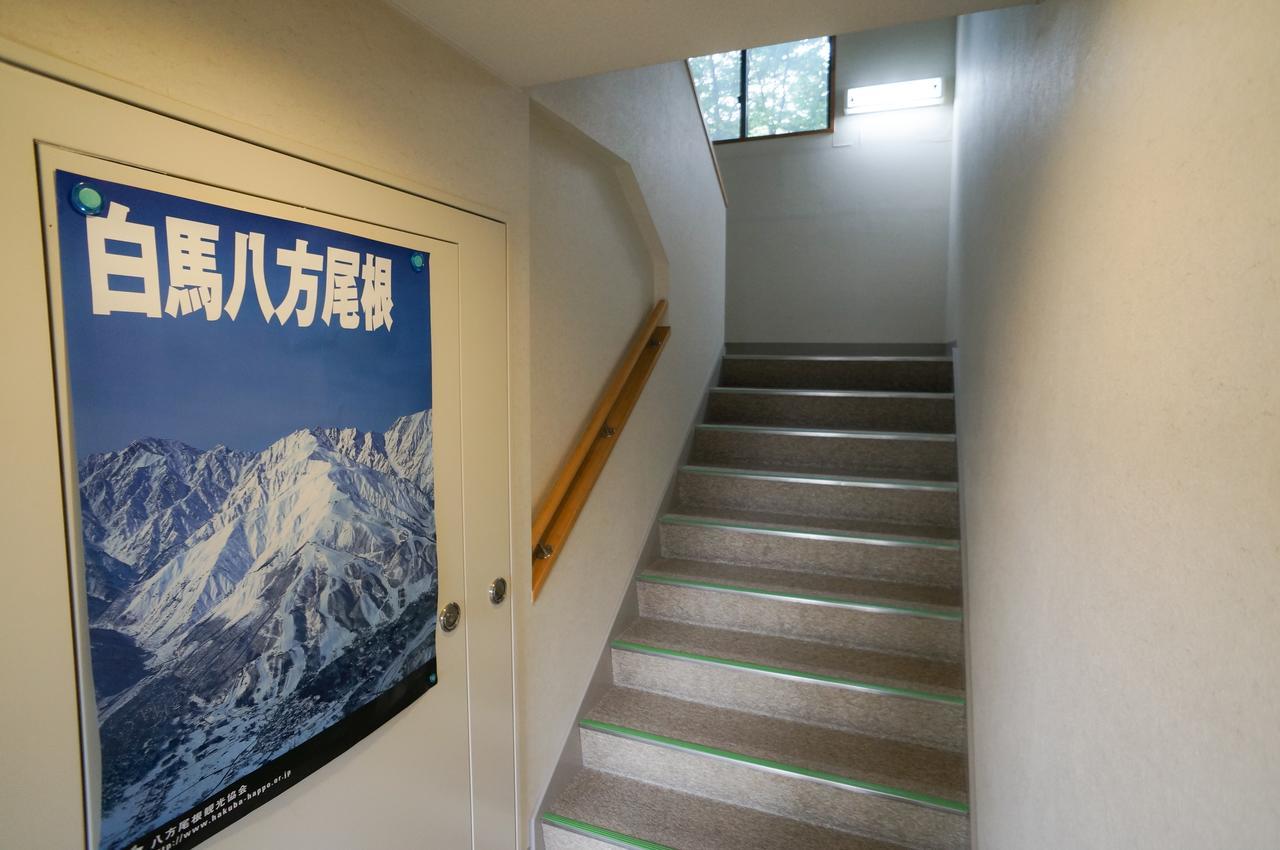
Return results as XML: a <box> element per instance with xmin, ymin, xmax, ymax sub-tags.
<box><xmin>532</xmin><ymin>300</ymin><xmax>671</xmax><ymax>599</ymax></box>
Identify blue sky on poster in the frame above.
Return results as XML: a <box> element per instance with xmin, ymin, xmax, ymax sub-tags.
<box><xmin>54</xmin><ymin>170</ymin><xmax>432</xmax><ymax>458</ymax></box>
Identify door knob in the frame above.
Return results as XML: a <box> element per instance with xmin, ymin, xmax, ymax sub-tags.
<box><xmin>439</xmin><ymin>601</ymin><xmax>461</xmax><ymax>632</ymax></box>
<box><xmin>489</xmin><ymin>577</ymin><xmax>508</xmax><ymax>605</ymax></box>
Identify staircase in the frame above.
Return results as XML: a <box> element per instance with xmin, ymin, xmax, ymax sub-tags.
<box><xmin>541</xmin><ymin>350</ymin><xmax>969</xmax><ymax>850</ymax></box>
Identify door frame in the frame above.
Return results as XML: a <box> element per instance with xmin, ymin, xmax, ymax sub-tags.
<box><xmin>0</xmin><ymin>48</ymin><xmax>517</xmax><ymax>850</ymax></box>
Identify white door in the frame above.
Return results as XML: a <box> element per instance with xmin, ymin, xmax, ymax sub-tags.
<box><xmin>0</xmin><ymin>61</ymin><xmax>516</xmax><ymax>850</ymax></box>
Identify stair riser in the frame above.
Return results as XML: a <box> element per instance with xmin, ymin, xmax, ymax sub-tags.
<box><xmin>543</xmin><ymin>825</ymin><xmax>615</xmax><ymax>850</ymax></box>
<box><xmin>580</xmin><ymin>729</ymin><xmax>967</xmax><ymax>850</ymax></box>
<box><xmin>659</xmin><ymin>522</ymin><xmax>960</xmax><ymax>586</ymax></box>
<box><xmin>677</xmin><ymin>471</ymin><xmax>959</xmax><ymax>528</ymax></box>
<box><xmin>721</xmin><ymin>359</ymin><xmax>954</xmax><ymax>392</ymax></box>
<box><xmin>636</xmin><ymin>582</ymin><xmax>963</xmax><ymax>662</ymax></box>
<box><xmin>612</xmin><ymin>649</ymin><xmax>967</xmax><ymax>751</ymax></box>
<box><xmin>707</xmin><ymin>392</ymin><xmax>955</xmax><ymax>433</ymax></box>
<box><xmin>691</xmin><ymin>428</ymin><xmax>959</xmax><ymax>479</ymax></box>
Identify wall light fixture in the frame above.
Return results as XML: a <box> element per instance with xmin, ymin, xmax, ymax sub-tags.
<box><xmin>846</xmin><ymin>77</ymin><xmax>946</xmax><ymax>114</ymax></box>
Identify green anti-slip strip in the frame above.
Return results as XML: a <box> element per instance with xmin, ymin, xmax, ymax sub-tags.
<box><xmin>542</xmin><ymin>812</ymin><xmax>676</xmax><ymax>850</ymax></box>
<box><xmin>636</xmin><ymin>573</ymin><xmax>963</xmax><ymax>622</ymax></box>
<box><xmin>611</xmin><ymin>640</ymin><xmax>965</xmax><ymax>707</ymax></box>
<box><xmin>681</xmin><ymin>464</ymin><xmax>959</xmax><ymax>491</ymax></box>
<box><xmin>695</xmin><ymin>423</ymin><xmax>958</xmax><ymax>441</ymax></box>
<box><xmin>710</xmin><ymin>387</ymin><xmax>955</xmax><ymax>399</ymax></box>
<box><xmin>659</xmin><ymin>514</ymin><xmax>961</xmax><ymax>550</ymax></box>
<box><xmin>579</xmin><ymin>718</ymin><xmax>969</xmax><ymax>815</ymax></box>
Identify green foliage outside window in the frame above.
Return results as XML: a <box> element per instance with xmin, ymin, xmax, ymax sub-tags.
<box><xmin>689</xmin><ymin>37</ymin><xmax>832</xmax><ymax>142</ymax></box>
<box><xmin>688</xmin><ymin>50</ymin><xmax>744</xmax><ymax>142</ymax></box>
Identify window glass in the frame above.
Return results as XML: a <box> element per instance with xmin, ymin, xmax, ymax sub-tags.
<box><xmin>746</xmin><ymin>37</ymin><xmax>832</xmax><ymax>137</ymax></box>
<box><xmin>688</xmin><ymin>51</ymin><xmax>743</xmax><ymax>142</ymax></box>
<box><xmin>689</xmin><ymin>38</ymin><xmax>833</xmax><ymax>142</ymax></box>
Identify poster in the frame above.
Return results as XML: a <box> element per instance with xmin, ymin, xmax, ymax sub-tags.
<box><xmin>44</xmin><ymin>165</ymin><xmax>439</xmax><ymax>850</ymax></box>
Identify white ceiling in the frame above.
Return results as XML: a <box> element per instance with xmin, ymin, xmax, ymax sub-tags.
<box><xmin>391</xmin><ymin>0</ymin><xmax>1024</xmax><ymax>88</ymax></box>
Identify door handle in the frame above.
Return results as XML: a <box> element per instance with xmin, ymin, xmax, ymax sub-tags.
<box><xmin>439</xmin><ymin>601</ymin><xmax>461</xmax><ymax>632</ymax></box>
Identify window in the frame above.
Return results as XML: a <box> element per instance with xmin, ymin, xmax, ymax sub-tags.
<box><xmin>688</xmin><ymin>37</ymin><xmax>834</xmax><ymax>143</ymax></box>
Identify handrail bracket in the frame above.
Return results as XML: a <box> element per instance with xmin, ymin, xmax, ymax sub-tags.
<box><xmin>531</xmin><ymin>301</ymin><xmax>671</xmax><ymax>599</ymax></box>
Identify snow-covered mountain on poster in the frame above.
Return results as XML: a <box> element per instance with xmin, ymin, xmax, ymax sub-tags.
<box><xmin>80</xmin><ymin>410</ymin><xmax>437</xmax><ymax>850</ymax></box>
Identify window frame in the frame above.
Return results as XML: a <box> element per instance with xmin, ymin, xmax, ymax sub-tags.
<box><xmin>694</xmin><ymin>36</ymin><xmax>837</xmax><ymax>146</ymax></box>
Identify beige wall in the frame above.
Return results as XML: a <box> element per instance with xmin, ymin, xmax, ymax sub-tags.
<box><xmin>522</xmin><ymin>63</ymin><xmax>727</xmax><ymax>843</ymax></box>
<box><xmin>0</xmin><ymin>2</ymin><xmax>725</xmax><ymax>849</ymax></box>
<box><xmin>719</xmin><ymin>18</ymin><xmax>956</xmax><ymax>344</ymax></box>
<box><xmin>529</xmin><ymin>111</ymin><xmax>653</xmax><ymax>504</ymax></box>
<box><xmin>0</xmin><ymin>0</ymin><xmax>531</xmax><ymax>219</ymax></box>
<box><xmin>949</xmin><ymin>2</ymin><xmax>1280</xmax><ymax>847</ymax></box>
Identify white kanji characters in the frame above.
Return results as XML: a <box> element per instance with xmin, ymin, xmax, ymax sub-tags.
<box><xmin>229</xmin><ymin>231</ymin><xmax>264</xmax><ymax>321</ymax></box>
<box><xmin>88</xmin><ymin>204</ymin><xmax>404</xmax><ymax>334</ymax></box>
<box><xmin>360</xmin><ymin>253</ymin><xmax>393</xmax><ymax>331</ymax></box>
<box><xmin>163</xmin><ymin>217</ymin><xmax>223</xmax><ymax>320</ymax></box>
<box><xmin>321</xmin><ymin>247</ymin><xmax>361</xmax><ymax>329</ymax></box>
<box><xmin>272</xmin><ymin>238</ymin><xmax>322</xmax><ymax>327</ymax></box>
<box><xmin>86</xmin><ymin>202</ymin><xmax>162</xmax><ymax>317</ymax></box>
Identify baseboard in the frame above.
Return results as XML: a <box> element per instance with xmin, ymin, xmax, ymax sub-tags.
<box><xmin>947</xmin><ymin>339</ymin><xmax>979</xmax><ymax>850</ymax></box>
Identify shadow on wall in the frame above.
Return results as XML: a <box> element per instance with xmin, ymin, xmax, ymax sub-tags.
<box><xmin>947</xmin><ymin>0</ymin><xmax>1099</xmax><ymax>348</ymax></box>
<box><xmin>528</xmin><ymin>103</ymin><xmax>669</xmax><ymax>508</ymax></box>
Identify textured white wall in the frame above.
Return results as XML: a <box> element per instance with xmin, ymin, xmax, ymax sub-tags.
<box><xmin>719</xmin><ymin>17</ymin><xmax>956</xmax><ymax>344</ymax></box>
<box><xmin>949</xmin><ymin>2</ymin><xmax>1280</xmax><ymax>847</ymax></box>
<box><xmin>529</xmin><ymin>112</ymin><xmax>654</xmax><ymax>504</ymax></box>
<box><xmin>523</xmin><ymin>63</ymin><xmax>726</xmax><ymax>845</ymax></box>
